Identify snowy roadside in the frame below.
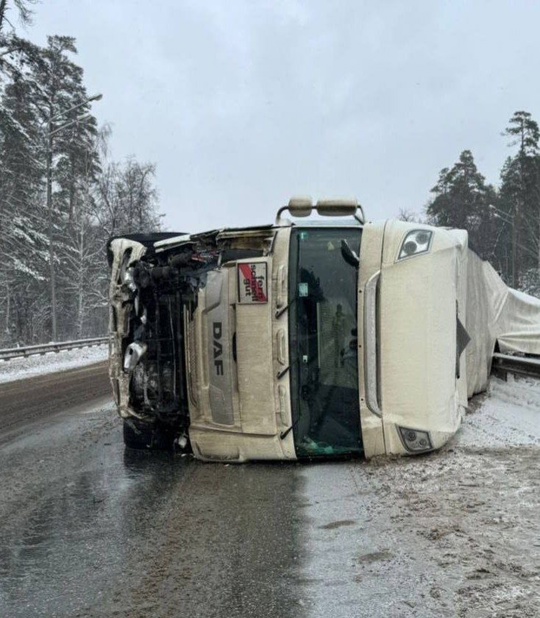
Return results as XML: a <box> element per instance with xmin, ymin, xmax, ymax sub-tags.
<box><xmin>0</xmin><ymin>345</ymin><xmax>108</xmax><ymax>385</ymax></box>
<box><xmin>300</xmin><ymin>376</ymin><xmax>540</xmax><ymax>618</ymax></box>
<box><xmin>461</xmin><ymin>375</ymin><xmax>540</xmax><ymax>448</ymax></box>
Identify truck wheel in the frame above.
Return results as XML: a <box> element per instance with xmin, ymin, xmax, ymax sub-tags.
<box><xmin>123</xmin><ymin>418</ymin><xmax>154</xmax><ymax>449</ymax></box>
<box><xmin>123</xmin><ymin>419</ymin><xmax>176</xmax><ymax>451</ymax></box>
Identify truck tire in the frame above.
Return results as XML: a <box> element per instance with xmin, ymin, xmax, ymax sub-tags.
<box><xmin>123</xmin><ymin>418</ymin><xmax>154</xmax><ymax>449</ymax></box>
<box><xmin>123</xmin><ymin>418</ymin><xmax>176</xmax><ymax>451</ymax></box>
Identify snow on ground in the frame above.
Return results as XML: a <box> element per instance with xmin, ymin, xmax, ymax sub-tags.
<box><xmin>461</xmin><ymin>376</ymin><xmax>540</xmax><ymax>448</ymax></box>
<box><xmin>300</xmin><ymin>376</ymin><xmax>540</xmax><ymax>618</ymax></box>
<box><xmin>0</xmin><ymin>345</ymin><xmax>108</xmax><ymax>384</ymax></box>
<box><xmin>0</xmin><ymin>348</ymin><xmax>537</xmax><ymax>616</ymax></box>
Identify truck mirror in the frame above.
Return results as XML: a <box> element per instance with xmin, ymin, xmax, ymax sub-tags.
<box><xmin>341</xmin><ymin>239</ymin><xmax>360</xmax><ymax>268</ymax></box>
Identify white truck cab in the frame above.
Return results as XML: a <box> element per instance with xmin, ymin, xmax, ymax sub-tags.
<box><xmin>108</xmin><ymin>197</ymin><xmax>519</xmax><ymax>462</ymax></box>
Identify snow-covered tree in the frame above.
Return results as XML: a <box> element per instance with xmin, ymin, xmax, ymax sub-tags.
<box><xmin>0</xmin><ymin>14</ymin><xmax>165</xmax><ymax>345</ymax></box>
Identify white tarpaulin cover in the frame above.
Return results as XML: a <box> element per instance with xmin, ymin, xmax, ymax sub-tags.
<box><xmin>466</xmin><ymin>250</ymin><xmax>540</xmax><ymax>397</ymax></box>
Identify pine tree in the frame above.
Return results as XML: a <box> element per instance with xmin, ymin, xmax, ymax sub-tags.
<box><xmin>0</xmin><ymin>1</ymin><xmax>37</xmax><ymax>87</ymax></box>
<box><xmin>30</xmin><ymin>35</ymin><xmax>101</xmax><ymax>339</ymax></box>
<box><xmin>0</xmin><ymin>0</ymin><xmax>35</xmax><ymax>32</ymax></box>
<box><xmin>426</xmin><ymin>150</ymin><xmax>498</xmax><ymax>260</ymax></box>
<box><xmin>0</xmin><ymin>12</ymin><xmax>162</xmax><ymax>345</ymax></box>
<box><xmin>0</xmin><ymin>39</ymin><xmax>48</xmax><ymax>344</ymax></box>
<box><xmin>0</xmin><ymin>33</ymin><xmax>104</xmax><ymax>344</ymax></box>
<box><xmin>499</xmin><ymin>111</ymin><xmax>540</xmax><ymax>287</ymax></box>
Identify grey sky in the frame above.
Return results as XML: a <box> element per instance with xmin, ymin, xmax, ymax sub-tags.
<box><xmin>27</xmin><ymin>0</ymin><xmax>540</xmax><ymax>233</ymax></box>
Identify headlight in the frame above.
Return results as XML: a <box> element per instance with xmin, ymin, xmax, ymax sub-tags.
<box><xmin>397</xmin><ymin>426</ymin><xmax>433</xmax><ymax>453</ymax></box>
<box><xmin>397</xmin><ymin>229</ymin><xmax>433</xmax><ymax>261</ymax></box>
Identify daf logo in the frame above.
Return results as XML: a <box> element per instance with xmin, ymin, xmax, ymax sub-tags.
<box><xmin>213</xmin><ymin>322</ymin><xmax>224</xmax><ymax>376</ymax></box>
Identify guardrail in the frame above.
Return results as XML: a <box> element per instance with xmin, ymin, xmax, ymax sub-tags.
<box><xmin>491</xmin><ymin>352</ymin><xmax>540</xmax><ymax>380</ymax></box>
<box><xmin>0</xmin><ymin>337</ymin><xmax>109</xmax><ymax>362</ymax></box>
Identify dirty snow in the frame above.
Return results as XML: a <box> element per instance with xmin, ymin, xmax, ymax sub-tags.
<box><xmin>300</xmin><ymin>376</ymin><xmax>540</xmax><ymax>617</ymax></box>
<box><xmin>0</xmin><ymin>345</ymin><xmax>108</xmax><ymax>384</ymax></box>
<box><xmin>461</xmin><ymin>375</ymin><xmax>540</xmax><ymax>448</ymax></box>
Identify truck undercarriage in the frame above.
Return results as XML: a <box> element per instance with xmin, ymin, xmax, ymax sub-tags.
<box><xmin>108</xmin><ymin>228</ymin><xmax>272</xmax><ymax>451</ymax></box>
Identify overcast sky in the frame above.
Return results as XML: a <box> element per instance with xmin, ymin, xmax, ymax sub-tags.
<box><xmin>26</xmin><ymin>0</ymin><xmax>540</xmax><ymax>233</ymax></box>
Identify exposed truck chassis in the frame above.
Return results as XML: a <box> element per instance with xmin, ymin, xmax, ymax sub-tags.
<box><xmin>108</xmin><ymin>227</ymin><xmax>273</xmax><ymax>451</ymax></box>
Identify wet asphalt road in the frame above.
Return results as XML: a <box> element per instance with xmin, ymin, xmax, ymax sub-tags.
<box><xmin>0</xmin><ymin>362</ymin><xmax>110</xmax><ymax>444</ymax></box>
<box><xmin>0</xmin><ymin>365</ymin><xmax>305</xmax><ymax>618</ymax></box>
<box><xmin>0</xmin><ymin>367</ymin><xmax>538</xmax><ymax>617</ymax></box>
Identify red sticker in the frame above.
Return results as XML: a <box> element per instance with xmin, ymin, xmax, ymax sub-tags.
<box><xmin>238</xmin><ymin>263</ymin><xmax>268</xmax><ymax>304</ymax></box>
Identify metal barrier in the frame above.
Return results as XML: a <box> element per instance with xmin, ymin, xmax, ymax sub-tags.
<box><xmin>491</xmin><ymin>352</ymin><xmax>540</xmax><ymax>380</ymax></box>
<box><xmin>0</xmin><ymin>337</ymin><xmax>109</xmax><ymax>362</ymax></box>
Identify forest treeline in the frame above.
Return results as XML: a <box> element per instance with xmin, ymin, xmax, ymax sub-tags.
<box><xmin>408</xmin><ymin>111</ymin><xmax>540</xmax><ymax>295</ymax></box>
<box><xmin>2</xmin><ymin>2</ymin><xmax>539</xmax><ymax>347</ymax></box>
<box><xmin>0</xmin><ymin>1</ymin><xmax>161</xmax><ymax>346</ymax></box>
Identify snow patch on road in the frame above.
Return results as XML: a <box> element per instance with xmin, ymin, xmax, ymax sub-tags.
<box><xmin>0</xmin><ymin>345</ymin><xmax>108</xmax><ymax>384</ymax></box>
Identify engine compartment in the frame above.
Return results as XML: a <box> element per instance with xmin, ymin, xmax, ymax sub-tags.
<box><xmin>108</xmin><ymin>228</ymin><xmax>273</xmax><ymax>449</ymax></box>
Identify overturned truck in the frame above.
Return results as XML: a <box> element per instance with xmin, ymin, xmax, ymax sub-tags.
<box><xmin>108</xmin><ymin>198</ymin><xmax>540</xmax><ymax>461</ymax></box>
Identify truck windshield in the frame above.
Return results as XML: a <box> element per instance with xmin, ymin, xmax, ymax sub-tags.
<box><xmin>288</xmin><ymin>227</ymin><xmax>363</xmax><ymax>458</ymax></box>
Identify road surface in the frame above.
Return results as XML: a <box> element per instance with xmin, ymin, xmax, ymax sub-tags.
<box><xmin>0</xmin><ymin>366</ymin><xmax>538</xmax><ymax>617</ymax></box>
